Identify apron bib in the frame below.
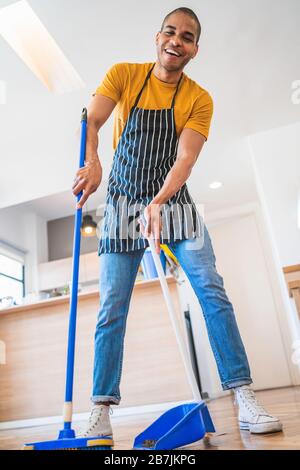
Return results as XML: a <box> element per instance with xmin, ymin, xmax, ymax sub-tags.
<box><xmin>98</xmin><ymin>64</ymin><xmax>203</xmax><ymax>254</ymax></box>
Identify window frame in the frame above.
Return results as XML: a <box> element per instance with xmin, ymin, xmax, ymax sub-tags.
<box><xmin>0</xmin><ymin>247</ymin><xmax>25</xmax><ymax>302</ymax></box>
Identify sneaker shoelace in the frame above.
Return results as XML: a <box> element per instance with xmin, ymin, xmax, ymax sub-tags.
<box><xmin>84</xmin><ymin>406</ymin><xmax>108</xmax><ymax>432</ymax></box>
<box><xmin>236</xmin><ymin>387</ymin><xmax>270</xmax><ymax>417</ymax></box>
<box><xmin>89</xmin><ymin>407</ymin><xmax>102</xmax><ymax>424</ymax></box>
<box><xmin>80</xmin><ymin>405</ymin><xmax>112</xmax><ymax>436</ymax></box>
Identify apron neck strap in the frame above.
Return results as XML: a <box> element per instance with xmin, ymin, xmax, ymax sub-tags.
<box><xmin>171</xmin><ymin>73</ymin><xmax>183</xmax><ymax>109</ymax></box>
<box><xmin>133</xmin><ymin>64</ymin><xmax>183</xmax><ymax>109</ymax></box>
<box><xmin>133</xmin><ymin>64</ymin><xmax>155</xmax><ymax>108</ymax></box>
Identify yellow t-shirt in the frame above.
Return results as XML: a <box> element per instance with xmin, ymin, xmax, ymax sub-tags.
<box><xmin>94</xmin><ymin>62</ymin><xmax>213</xmax><ymax>150</ymax></box>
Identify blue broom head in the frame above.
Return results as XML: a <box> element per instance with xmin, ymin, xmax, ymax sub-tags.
<box><xmin>23</xmin><ymin>436</ymin><xmax>113</xmax><ymax>450</ymax></box>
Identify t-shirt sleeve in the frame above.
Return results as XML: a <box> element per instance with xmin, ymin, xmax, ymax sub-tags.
<box><xmin>93</xmin><ymin>63</ymin><xmax>128</xmax><ymax>104</ymax></box>
<box><xmin>184</xmin><ymin>91</ymin><xmax>214</xmax><ymax>140</ymax></box>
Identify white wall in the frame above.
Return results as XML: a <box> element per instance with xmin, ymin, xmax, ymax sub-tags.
<box><xmin>249</xmin><ymin>121</ymin><xmax>300</xmax><ymax>267</ymax></box>
<box><xmin>248</xmin><ymin>121</ymin><xmax>300</xmax><ymax>379</ymax></box>
<box><xmin>0</xmin><ymin>206</ymin><xmax>48</xmax><ymax>295</ymax></box>
<box><xmin>0</xmin><ymin>206</ymin><xmax>27</xmax><ymax>251</ymax></box>
<box><xmin>22</xmin><ymin>212</ymin><xmax>48</xmax><ymax>294</ymax></box>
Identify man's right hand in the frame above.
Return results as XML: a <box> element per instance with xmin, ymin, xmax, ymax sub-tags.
<box><xmin>72</xmin><ymin>157</ymin><xmax>102</xmax><ymax>209</ymax></box>
<box><xmin>72</xmin><ymin>93</ymin><xmax>116</xmax><ymax>209</ymax></box>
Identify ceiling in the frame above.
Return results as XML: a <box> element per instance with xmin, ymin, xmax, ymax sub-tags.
<box><xmin>1</xmin><ymin>0</ymin><xmax>299</xmax><ymax>220</ymax></box>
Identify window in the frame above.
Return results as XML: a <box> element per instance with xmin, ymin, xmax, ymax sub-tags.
<box><xmin>0</xmin><ymin>252</ymin><xmax>25</xmax><ymax>305</ymax></box>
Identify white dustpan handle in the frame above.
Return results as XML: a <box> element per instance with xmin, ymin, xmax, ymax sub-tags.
<box><xmin>147</xmin><ymin>236</ymin><xmax>202</xmax><ymax>402</ymax></box>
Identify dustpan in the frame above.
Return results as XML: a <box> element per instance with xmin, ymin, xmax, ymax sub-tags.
<box><xmin>133</xmin><ymin>221</ymin><xmax>215</xmax><ymax>450</ymax></box>
<box><xmin>133</xmin><ymin>402</ymin><xmax>215</xmax><ymax>450</ymax></box>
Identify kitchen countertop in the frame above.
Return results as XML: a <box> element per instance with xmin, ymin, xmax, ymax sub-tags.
<box><xmin>0</xmin><ymin>276</ymin><xmax>176</xmax><ymax>316</ymax></box>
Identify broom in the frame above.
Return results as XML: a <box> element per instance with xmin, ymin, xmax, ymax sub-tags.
<box><xmin>23</xmin><ymin>109</ymin><xmax>113</xmax><ymax>450</ymax></box>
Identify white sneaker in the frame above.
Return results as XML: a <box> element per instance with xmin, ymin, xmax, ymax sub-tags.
<box><xmin>78</xmin><ymin>404</ymin><xmax>113</xmax><ymax>438</ymax></box>
<box><xmin>234</xmin><ymin>385</ymin><xmax>283</xmax><ymax>434</ymax></box>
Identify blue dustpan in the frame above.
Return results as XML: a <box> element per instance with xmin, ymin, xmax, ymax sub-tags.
<box><xmin>133</xmin><ymin>401</ymin><xmax>215</xmax><ymax>450</ymax></box>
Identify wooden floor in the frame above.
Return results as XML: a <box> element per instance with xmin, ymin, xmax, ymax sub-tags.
<box><xmin>1</xmin><ymin>387</ymin><xmax>300</xmax><ymax>450</ymax></box>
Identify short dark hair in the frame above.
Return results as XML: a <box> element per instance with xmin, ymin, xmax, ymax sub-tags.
<box><xmin>161</xmin><ymin>7</ymin><xmax>201</xmax><ymax>44</ymax></box>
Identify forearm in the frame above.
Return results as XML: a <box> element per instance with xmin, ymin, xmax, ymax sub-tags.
<box><xmin>152</xmin><ymin>156</ymin><xmax>193</xmax><ymax>205</ymax></box>
<box><xmin>85</xmin><ymin>121</ymin><xmax>100</xmax><ymax>164</ymax></box>
<box><xmin>85</xmin><ymin>94</ymin><xmax>116</xmax><ymax>165</ymax></box>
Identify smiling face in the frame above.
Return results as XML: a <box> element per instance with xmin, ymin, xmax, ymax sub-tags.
<box><xmin>156</xmin><ymin>12</ymin><xmax>199</xmax><ymax>73</ymax></box>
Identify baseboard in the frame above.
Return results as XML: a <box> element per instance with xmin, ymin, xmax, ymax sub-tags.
<box><xmin>0</xmin><ymin>400</ymin><xmax>195</xmax><ymax>431</ymax></box>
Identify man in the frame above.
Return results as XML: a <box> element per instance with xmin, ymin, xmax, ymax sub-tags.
<box><xmin>73</xmin><ymin>7</ymin><xmax>282</xmax><ymax>438</ymax></box>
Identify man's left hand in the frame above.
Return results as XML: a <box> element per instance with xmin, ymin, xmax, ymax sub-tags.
<box><xmin>139</xmin><ymin>203</ymin><xmax>162</xmax><ymax>254</ymax></box>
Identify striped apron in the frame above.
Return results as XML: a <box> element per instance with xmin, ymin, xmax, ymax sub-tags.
<box><xmin>98</xmin><ymin>64</ymin><xmax>203</xmax><ymax>254</ymax></box>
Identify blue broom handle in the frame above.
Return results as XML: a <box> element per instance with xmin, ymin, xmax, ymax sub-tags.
<box><xmin>64</xmin><ymin>108</ymin><xmax>87</xmax><ymax>416</ymax></box>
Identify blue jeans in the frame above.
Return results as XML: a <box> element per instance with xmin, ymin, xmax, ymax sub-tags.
<box><xmin>92</xmin><ymin>225</ymin><xmax>252</xmax><ymax>404</ymax></box>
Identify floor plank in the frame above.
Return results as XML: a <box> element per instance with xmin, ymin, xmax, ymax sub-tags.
<box><xmin>1</xmin><ymin>387</ymin><xmax>300</xmax><ymax>450</ymax></box>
